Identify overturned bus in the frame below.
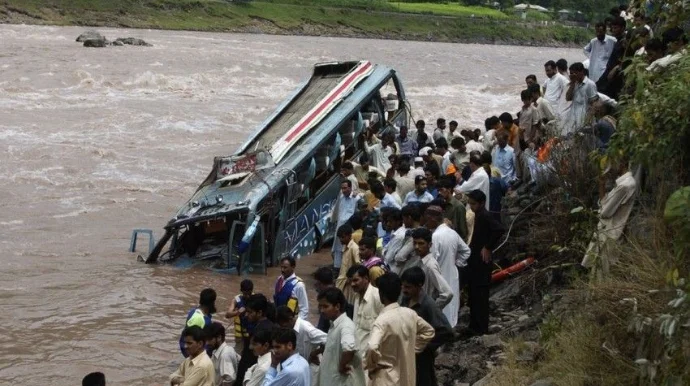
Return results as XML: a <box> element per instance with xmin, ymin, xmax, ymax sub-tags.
<box><xmin>143</xmin><ymin>61</ymin><xmax>409</xmax><ymax>274</ymax></box>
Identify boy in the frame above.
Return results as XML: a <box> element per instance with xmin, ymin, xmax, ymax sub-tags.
<box><xmin>242</xmin><ymin>328</ymin><xmax>272</xmax><ymax>386</ymax></box>
<box><xmin>226</xmin><ymin>279</ymin><xmax>254</xmax><ymax>354</ymax></box>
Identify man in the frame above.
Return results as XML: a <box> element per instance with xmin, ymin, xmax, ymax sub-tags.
<box><xmin>424</xmin><ymin>206</ymin><xmax>470</xmax><ymax>328</ymax></box>
<box><xmin>355</xmin><ymin>238</ymin><xmax>387</xmax><ymax>285</ymax></box>
<box><xmin>456</xmin><ymin>154</ymin><xmax>490</xmax><ymax>210</ymax></box>
<box><xmin>82</xmin><ymin>372</ymin><xmax>106</xmax><ymax>386</ymax></box>
<box><xmin>584</xmin><ymin>22</ymin><xmax>617</xmax><ymax>83</ymax></box>
<box><xmin>491</xmin><ymin>130</ymin><xmax>516</xmax><ymax>184</ymax></box>
<box><xmin>464</xmin><ymin>130</ymin><xmax>484</xmax><ymax>154</ymax></box>
<box><xmin>275</xmin><ymin>307</ymin><xmax>326</xmax><ymax>386</ymax></box>
<box><xmin>371</xmin><ymin>181</ymin><xmax>401</xmax><ymax>210</ymax></box>
<box><xmin>482</xmin><ymin>116</ymin><xmax>500</xmax><ymax>152</ymax></box>
<box><xmin>180</xmin><ymin>288</ymin><xmax>217</xmax><ymax>357</ymax></box>
<box><xmin>207</xmin><ymin>322</ymin><xmax>240</xmax><ymax>386</ymax></box>
<box><xmin>313</xmin><ymin>267</ymin><xmax>354</xmax><ymax>333</ymax></box>
<box><xmin>383</xmin><ymin>178</ymin><xmax>402</xmax><ymax>207</ymax></box>
<box><xmin>525</xmin><ymin>74</ymin><xmax>537</xmax><ymax>88</ymax></box>
<box><xmin>396</xmin><ymin>125</ymin><xmax>418</xmax><ymax>157</ymax></box>
<box><xmin>332</xmin><ymin>179</ymin><xmax>360</xmax><ymax>271</ymax></box>
<box><xmin>498</xmin><ymin>112</ymin><xmax>520</xmax><ymax>153</ymax></box>
<box><xmin>432</xmin><ymin>118</ymin><xmax>446</xmax><ymax>143</ymax></box>
<box><xmin>341</xmin><ymin>162</ymin><xmax>360</xmax><ymax>193</ymax></box>
<box><xmin>447</xmin><ymin>120</ymin><xmax>461</xmax><ymax>140</ymax></box>
<box><xmin>419</xmin><ymin>146</ymin><xmax>438</xmax><ymax>171</ymax></box>
<box><xmin>392</xmin><ymin>160</ymin><xmax>414</xmax><ymax>199</ymax></box>
<box><xmin>353</xmin><ymin>154</ymin><xmax>385</xmax><ymax>190</ymax></box>
<box><xmin>335</xmin><ymin>224</ymin><xmax>360</xmax><ymax>304</ymax></box>
<box><xmin>261</xmin><ymin>328</ymin><xmax>312</xmax><ymax>385</ymax></box>
<box><xmin>390</xmin><ymin>205</ymin><xmax>421</xmax><ymax>274</ymax></box>
<box><xmin>556</xmin><ymin>58</ymin><xmax>568</xmax><ymax>77</ymax></box>
<box><xmin>519</xmin><ymin>89</ymin><xmax>540</xmax><ymax>146</ymax></box>
<box><xmin>434</xmin><ymin>137</ymin><xmax>452</xmax><ymax>174</ymax></box>
<box><xmin>409</xmin><ymin>157</ymin><xmax>426</xmax><ymax>179</ymax></box>
<box><xmin>411</xmin><ymin>228</ymin><xmax>454</xmax><ymax>309</ymax></box>
<box><xmin>563</xmin><ymin>62</ymin><xmax>599</xmax><ymax>135</ymax></box>
<box><xmin>450</xmin><ymin>137</ymin><xmax>469</xmax><ymax>171</ymax></box>
<box><xmin>365</xmin><ymin>273</ymin><xmax>435</xmax><ymax>386</ymax></box>
<box><xmin>236</xmin><ymin>295</ymin><xmax>275</xmax><ymax>386</ymax></box>
<box><xmin>647</xmin><ymin>27</ymin><xmax>688</xmax><ymax>71</ymax></box>
<box><xmin>464</xmin><ymin>190</ymin><xmax>505</xmax><ymax>336</ymax></box>
<box><xmin>543</xmin><ymin>60</ymin><xmax>569</xmax><ymax>119</ymax></box>
<box><xmin>382</xmin><ymin>208</ymin><xmax>406</xmax><ymax>273</ymax></box>
<box><xmin>226</xmin><ymin>280</ymin><xmax>254</xmax><ymax>354</ymax></box>
<box><xmin>437</xmin><ymin>176</ymin><xmax>468</xmax><ymax>241</ymax></box>
<box><xmin>400</xmin><ymin>266</ymin><xmax>454</xmax><ymax>386</ymax></box>
<box><xmin>171</xmin><ymin>326</ymin><xmax>215</xmax><ymax>386</ymax></box>
<box><xmin>529</xmin><ymin>84</ymin><xmax>556</xmax><ymax>130</ymax></box>
<box><xmin>243</xmin><ymin>329</ymin><xmax>272</xmax><ymax>386</ymax></box>
<box><xmin>317</xmin><ymin>288</ymin><xmax>367</xmax><ymax>386</ymax></box>
<box><xmin>404</xmin><ymin>175</ymin><xmax>434</xmax><ymax>204</ymax></box>
<box><xmin>348</xmin><ymin>264</ymin><xmax>384</xmax><ymax>362</ymax></box>
<box><xmin>273</xmin><ymin>256</ymin><xmax>309</xmax><ymax>320</ymax></box>
<box><xmin>597</xmin><ymin>16</ymin><xmax>628</xmax><ymax>100</ymax></box>
<box><xmin>363</xmin><ymin>129</ymin><xmax>393</xmax><ymax>171</ymax></box>
<box><xmin>582</xmin><ymin>160</ymin><xmax>637</xmax><ymax>279</ymax></box>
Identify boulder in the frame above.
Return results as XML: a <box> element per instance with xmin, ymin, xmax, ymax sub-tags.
<box><xmin>516</xmin><ymin>341</ymin><xmax>542</xmax><ymax>362</ymax></box>
<box><xmin>111</xmin><ymin>40</ymin><xmax>125</xmax><ymax>46</ymax></box>
<box><xmin>113</xmin><ymin>37</ymin><xmax>152</xmax><ymax>47</ymax></box>
<box><xmin>480</xmin><ymin>334</ymin><xmax>504</xmax><ymax>348</ymax></box>
<box><xmin>83</xmin><ymin>39</ymin><xmax>108</xmax><ymax>48</ymax></box>
<box><xmin>76</xmin><ymin>31</ymin><xmax>105</xmax><ymax>42</ymax></box>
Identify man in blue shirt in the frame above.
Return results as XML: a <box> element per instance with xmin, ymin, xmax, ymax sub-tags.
<box><xmin>262</xmin><ymin>328</ymin><xmax>311</xmax><ymax>386</ymax></box>
<box><xmin>396</xmin><ymin>125</ymin><xmax>418</xmax><ymax>157</ymax></box>
<box><xmin>332</xmin><ymin>179</ymin><xmax>360</xmax><ymax>270</ymax></box>
<box><xmin>491</xmin><ymin>131</ymin><xmax>516</xmax><ymax>184</ymax></box>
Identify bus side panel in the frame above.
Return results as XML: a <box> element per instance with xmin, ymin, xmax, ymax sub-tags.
<box><xmin>280</xmin><ymin>176</ymin><xmax>341</xmax><ymax>260</ymax></box>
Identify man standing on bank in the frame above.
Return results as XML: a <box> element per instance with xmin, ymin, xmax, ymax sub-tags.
<box><xmin>273</xmin><ymin>255</ymin><xmax>309</xmax><ymax>320</ymax></box>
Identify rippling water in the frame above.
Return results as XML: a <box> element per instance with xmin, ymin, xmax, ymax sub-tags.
<box><xmin>0</xmin><ymin>24</ymin><xmax>580</xmax><ymax>385</ymax></box>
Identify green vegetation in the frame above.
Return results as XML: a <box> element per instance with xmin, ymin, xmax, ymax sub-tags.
<box><xmin>0</xmin><ymin>0</ymin><xmax>590</xmax><ymax>46</ymax></box>
<box><xmin>390</xmin><ymin>2</ymin><xmax>508</xmax><ymax>18</ymax></box>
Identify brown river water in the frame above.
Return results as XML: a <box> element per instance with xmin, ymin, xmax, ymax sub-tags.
<box><xmin>0</xmin><ymin>24</ymin><xmax>580</xmax><ymax>385</ymax></box>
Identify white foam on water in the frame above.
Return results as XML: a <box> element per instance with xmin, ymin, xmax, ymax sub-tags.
<box><xmin>0</xmin><ymin>220</ymin><xmax>24</xmax><ymax>226</ymax></box>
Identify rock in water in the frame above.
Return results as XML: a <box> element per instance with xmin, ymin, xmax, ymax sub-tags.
<box><xmin>113</xmin><ymin>37</ymin><xmax>152</xmax><ymax>47</ymax></box>
<box><xmin>83</xmin><ymin>39</ymin><xmax>108</xmax><ymax>48</ymax></box>
<box><xmin>76</xmin><ymin>31</ymin><xmax>105</xmax><ymax>42</ymax></box>
<box><xmin>112</xmin><ymin>40</ymin><xmax>125</xmax><ymax>46</ymax></box>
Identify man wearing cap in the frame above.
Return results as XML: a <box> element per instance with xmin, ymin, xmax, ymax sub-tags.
<box><xmin>464</xmin><ymin>190</ymin><xmax>505</xmax><ymax>336</ymax></box>
<box><xmin>419</xmin><ymin>147</ymin><xmax>439</xmax><ymax>173</ymax></box>
<box><xmin>396</xmin><ymin>125</ymin><xmax>418</xmax><ymax>157</ymax></box>
<box><xmin>409</xmin><ymin>157</ymin><xmax>426</xmax><ymax>179</ymax></box>
<box><xmin>404</xmin><ymin>176</ymin><xmax>434</xmax><ymax>205</ymax></box>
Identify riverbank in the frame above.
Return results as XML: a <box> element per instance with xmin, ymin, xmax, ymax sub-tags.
<box><xmin>0</xmin><ymin>0</ymin><xmax>590</xmax><ymax>47</ymax></box>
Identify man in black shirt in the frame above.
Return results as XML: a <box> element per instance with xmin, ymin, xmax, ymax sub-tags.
<box><xmin>465</xmin><ymin>190</ymin><xmax>505</xmax><ymax>335</ymax></box>
<box><xmin>400</xmin><ymin>266</ymin><xmax>453</xmax><ymax>386</ymax></box>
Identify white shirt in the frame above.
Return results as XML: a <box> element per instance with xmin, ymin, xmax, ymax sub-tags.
<box><xmin>534</xmin><ymin>97</ymin><xmax>555</xmax><ymax>123</ymax></box>
<box><xmin>390</xmin><ymin>191</ymin><xmax>403</xmax><ymax>207</ymax></box>
<box><xmin>293</xmin><ymin>318</ymin><xmax>328</xmax><ymax>361</ymax></box>
<box><xmin>543</xmin><ymin>72</ymin><xmax>569</xmax><ymax>116</ymax></box>
<box><xmin>583</xmin><ymin>35</ymin><xmax>617</xmax><ymax>82</ymax></box>
<box><xmin>562</xmin><ymin>77</ymin><xmax>598</xmax><ymax>135</ymax></box>
<box><xmin>482</xmin><ymin>129</ymin><xmax>497</xmax><ymax>152</ymax></box>
<box><xmin>212</xmin><ymin>342</ymin><xmax>240</xmax><ymax>386</ymax></box>
<box><xmin>379</xmin><ymin>193</ymin><xmax>402</xmax><ymax>210</ymax></box>
<box><xmin>431</xmin><ymin>223</ymin><xmax>470</xmax><ymax>327</ymax></box>
<box><xmin>456</xmin><ymin>167</ymin><xmax>490</xmax><ymax>210</ymax></box>
<box><xmin>243</xmin><ymin>352</ymin><xmax>271</xmax><ymax>386</ymax></box>
<box><xmin>403</xmin><ymin>190</ymin><xmax>434</xmax><ymax>205</ymax></box>
<box><xmin>465</xmin><ymin>139</ymin><xmax>484</xmax><ymax>154</ymax></box>
<box><xmin>383</xmin><ymin>225</ymin><xmax>407</xmax><ymax>272</ymax></box>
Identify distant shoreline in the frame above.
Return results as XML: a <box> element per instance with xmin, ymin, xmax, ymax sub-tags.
<box><xmin>0</xmin><ymin>0</ymin><xmax>589</xmax><ymax>48</ymax></box>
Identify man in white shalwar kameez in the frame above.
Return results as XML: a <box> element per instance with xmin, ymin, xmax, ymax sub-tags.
<box><xmin>582</xmin><ymin>162</ymin><xmax>637</xmax><ymax>279</ymax></box>
<box><xmin>424</xmin><ymin>206</ymin><xmax>471</xmax><ymax>328</ymax></box>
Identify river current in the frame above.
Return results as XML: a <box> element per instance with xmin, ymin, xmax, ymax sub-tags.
<box><xmin>0</xmin><ymin>24</ymin><xmax>580</xmax><ymax>385</ymax></box>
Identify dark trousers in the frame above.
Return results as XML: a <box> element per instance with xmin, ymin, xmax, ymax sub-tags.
<box><xmin>416</xmin><ymin>350</ymin><xmax>438</xmax><ymax>386</ymax></box>
<box><xmin>234</xmin><ymin>338</ymin><xmax>256</xmax><ymax>386</ymax></box>
<box><xmin>467</xmin><ymin>258</ymin><xmax>492</xmax><ymax>334</ymax></box>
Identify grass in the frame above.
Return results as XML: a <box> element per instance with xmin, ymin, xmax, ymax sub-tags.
<box><xmin>0</xmin><ymin>0</ymin><xmax>591</xmax><ymax>45</ymax></box>
<box><xmin>390</xmin><ymin>2</ymin><xmax>508</xmax><ymax>19</ymax></box>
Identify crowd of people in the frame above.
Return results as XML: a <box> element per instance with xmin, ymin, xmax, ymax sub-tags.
<box><xmin>80</xmin><ymin>9</ymin><xmax>687</xmax><ymax>386</ymax></box>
